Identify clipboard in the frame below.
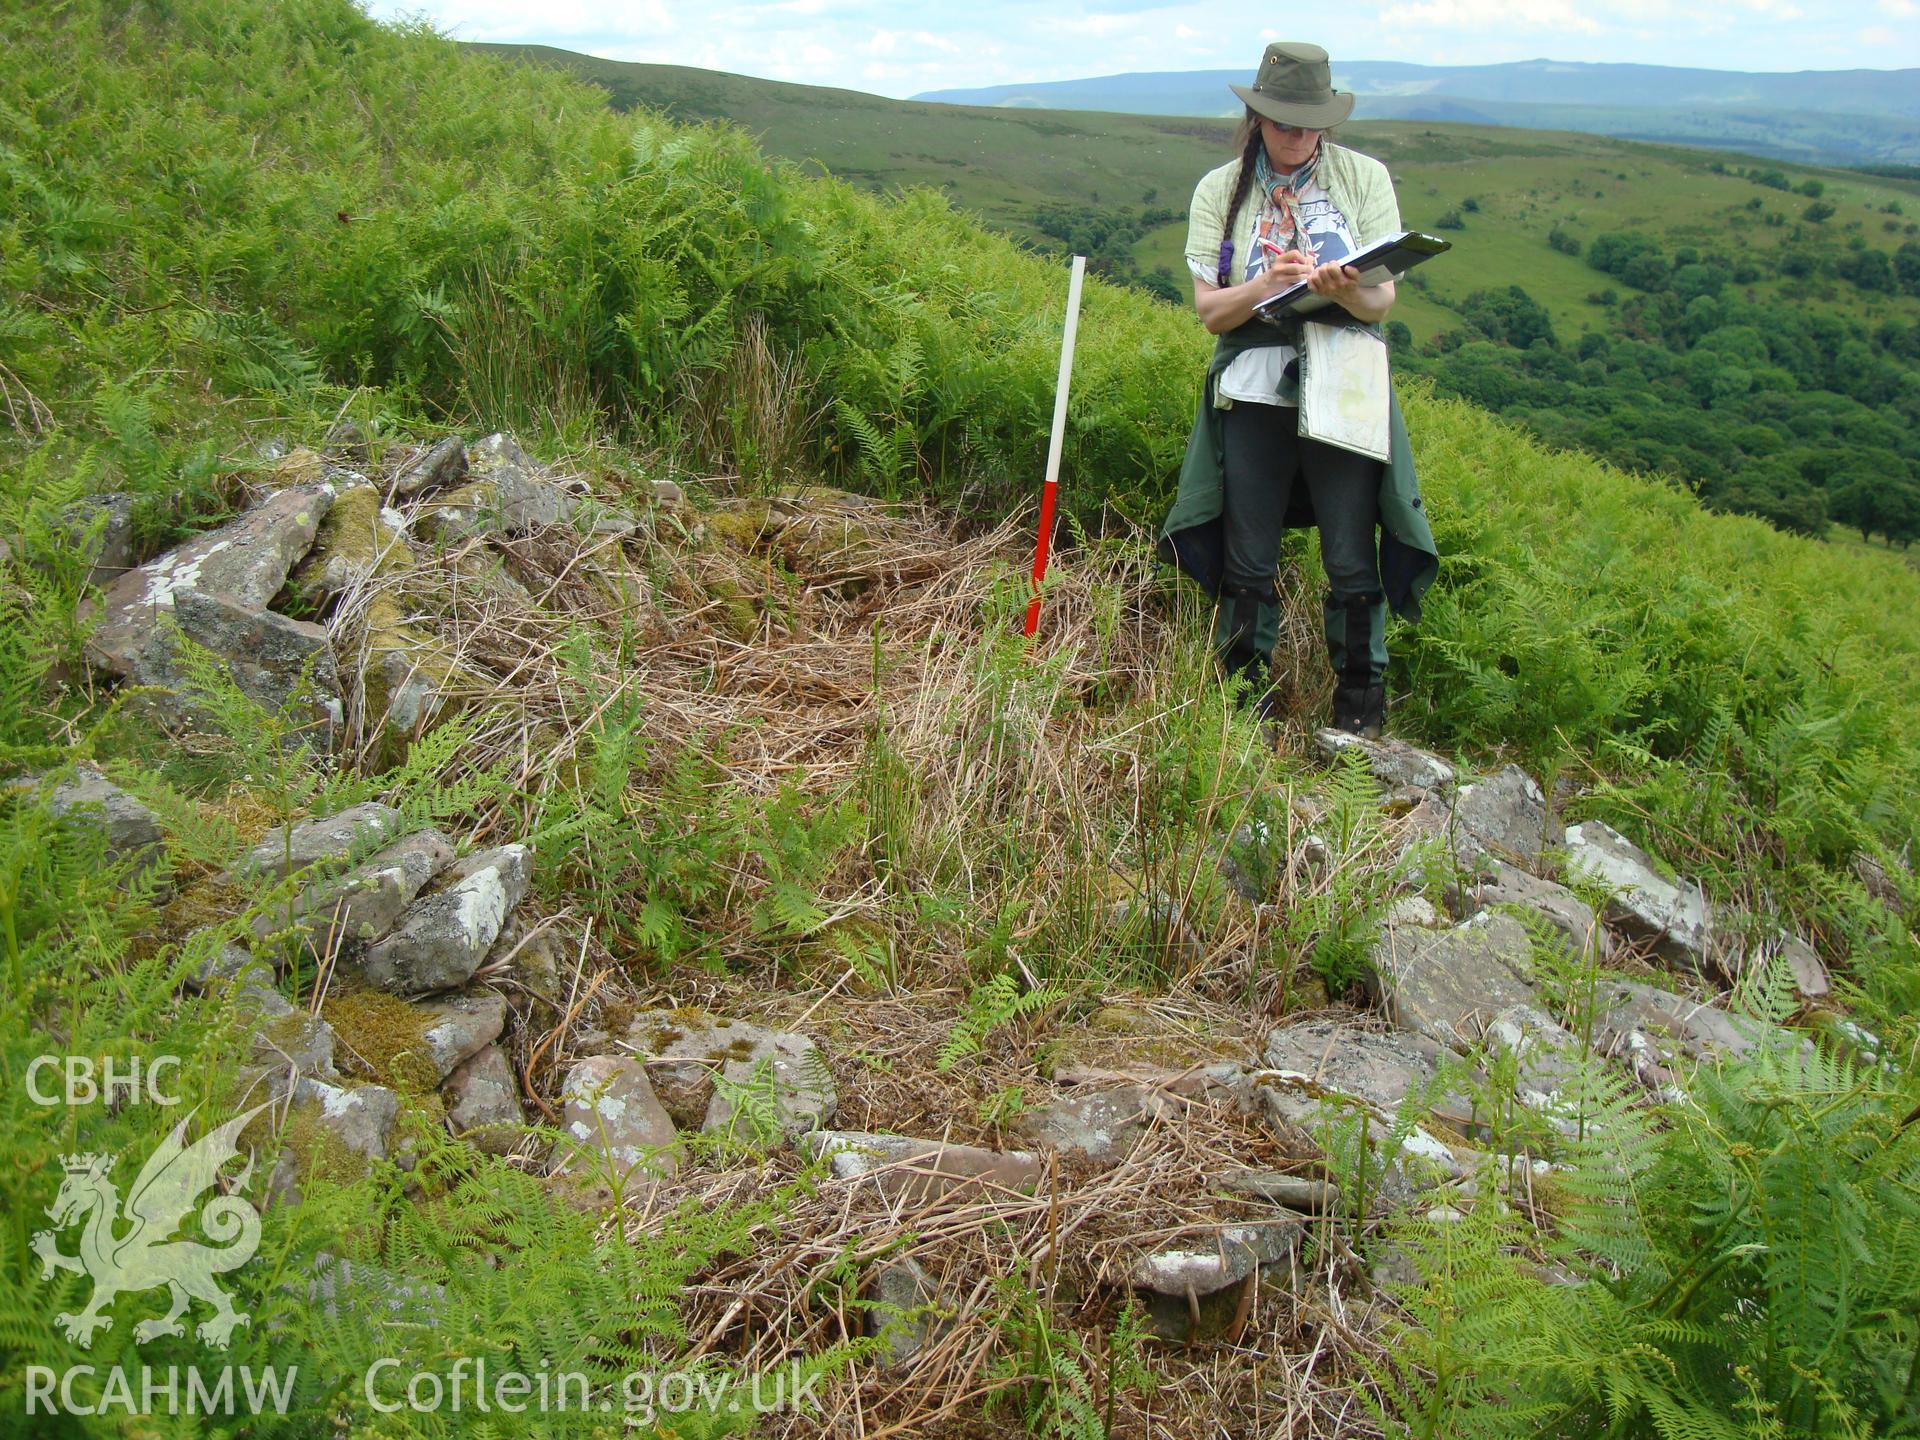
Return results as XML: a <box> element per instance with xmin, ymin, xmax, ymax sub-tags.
<box><xmin>1252</xmin><ymin>231</ymin><xmax>1452</xmax><ymax>324</ymax></box>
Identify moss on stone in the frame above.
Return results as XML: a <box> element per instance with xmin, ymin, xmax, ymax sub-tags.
<box><xmin>322</xmin><ymin>986</ymin><xmax>441</xmax><ymax>1094</ymax></box>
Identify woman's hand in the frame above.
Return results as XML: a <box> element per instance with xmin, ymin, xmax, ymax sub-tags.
<box><xmin>1307</xmin><ymin>261</ymin><xmax>1395</xmax><ymax>322</ymax></box>
<box><xmin>1192</xmin><ymin>248</ymin><xmax>1318</xmax><ymax>334</ymax></box>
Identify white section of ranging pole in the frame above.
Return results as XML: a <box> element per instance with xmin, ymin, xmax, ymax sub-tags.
<box><xmin>1024</xmin><ymin>254</ymin><xmax>1086</xmax><ymax>637</ymax></box>
<box><xmin>1042</xmin><ymin>255</ymin><xmax>1087</xmax><ymax>504</ymax></box>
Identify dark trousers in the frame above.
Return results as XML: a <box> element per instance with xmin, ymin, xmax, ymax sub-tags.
<box><xmin>1214</xmin><ymin>401</ymin><xmax>1389</xmax><ymax>688</ymax></box>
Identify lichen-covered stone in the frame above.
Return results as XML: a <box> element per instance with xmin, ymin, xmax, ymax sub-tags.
<box><xmin>250</xmin><ymin>827</ymin><xmax>454</xmax><ymax>954</ymax></box>
<box><xmin>416</xmin><ymin>435</ymin><xmax>575</xmax><ymax>541</ymax></box>
<box><xmin>1313</xmin><ymin>730</ymin><xmax>1456</xmax><ymax>793</ymax></box>
<box><xmin>390</xmin><ymin>435</ymin><xmax>467</xmax><ymax>498</ymax></box>
<box><xmin>866</xmin><ymin>1258</ymin><xmax>941</xmax><ymax>1369</ymax></box>
<box><xmin>359</xmin><ymin>844</ymin><xmax>532</xmax><ymax>995</ymax></box>
<box><xmin>1451</xmin><ymin>764</ymin><xmax>1548</xmax><ymax>863</ymax></box>
<box><xmin>1450</xmin><ymin>860</ymin><xmax>1610</xmax><ymax>963</ymax></box>
<box><xmin>32</xmin><ymin>766</ymin><xmax>169</xmax><ymax>890</ymax></box>
<box><xmin>625</xmin><ymin>1009</ymin><xmax>835</xmax><ymax>1139</ymax></box>
<box><xmin>1563</xmin><ymin>820</ymin><xmax>1711</xmax><ymax>969</ymax></box>
<box><xmin>85</xmin><ymin>484</ymin><xmax>336</xmax><ymax>678</ymax></box>
<box><xmin>417</xmin><ymin>990</ymin><xmax>508</xmax><ymax>1080</ymax></box>
<box><xmin>558</xmin><ymin>1055</ymin><xmax>680</xmax><ymax>1183</ymax></box>
<box><xmin>1262</xmin><ymin>1021</ymin><xmax>1463</xmax><ymax>1116</ymax></box>
<box><xmin>352</xmin><ymin>594</ymin><xmax>471</xmax><ymax>766</ymax></box>
<box><xmin>1013</xmin><ymin>1087</ymin><xmax>1174</xmax><ymax>1168</ymax></box>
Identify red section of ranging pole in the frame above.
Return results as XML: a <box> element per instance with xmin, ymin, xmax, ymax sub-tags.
<box><xmin>1024</xmin><ymin>254</ymin><xmax>1087</xmax><ymax>639</ymax></box>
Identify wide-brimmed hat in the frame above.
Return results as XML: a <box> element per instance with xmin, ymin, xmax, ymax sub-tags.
<box><xmin>1230</xmin><ymin>42</ymin><xmax>1354</xmax><ymax>130</ymax></box>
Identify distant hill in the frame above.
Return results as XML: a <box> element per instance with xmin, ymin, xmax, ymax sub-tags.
<box><xmin>915</xmin><ymin>60</ymin><xmax>1920</xmax><ymax>167</ymax></box>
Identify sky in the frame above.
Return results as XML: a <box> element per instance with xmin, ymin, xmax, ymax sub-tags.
<box><xmin>361</xmin><ymin>0</ymin><xmax>1920</xmax><ymax>95</ymax></box>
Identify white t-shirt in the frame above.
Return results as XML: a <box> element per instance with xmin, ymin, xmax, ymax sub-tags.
<box><xmin>1185</xmin><ymin>166</ymin><xmax>1359</xmax><ymax>408</ymax></box>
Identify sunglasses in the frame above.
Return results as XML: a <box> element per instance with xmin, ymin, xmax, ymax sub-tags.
<box><xmin>1263</xmin><ymin>120</ymin><xmax>1326</xmax><ymax>137</ymax></box>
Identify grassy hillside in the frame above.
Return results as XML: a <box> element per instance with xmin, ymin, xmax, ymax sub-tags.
<box><xmin>479</xmin><ymin>46</ymin><xmax>1920</xmax><ymax>547</ymax></box>
<box><xmin>485</xmin><ymin>47</ymin><xmax>1920</xmax><ymax>340</ymax></box>
<box><xmin>5</xmin><ymin>5</ymin><xmax>1920</xmax><ymax>1437</ymax></box>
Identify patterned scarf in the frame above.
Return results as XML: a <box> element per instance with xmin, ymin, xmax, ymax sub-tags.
<box><xmin>1253</xmin><ymin>146</ymin><xmax>1321</xmax><ymax>261</ymax></box>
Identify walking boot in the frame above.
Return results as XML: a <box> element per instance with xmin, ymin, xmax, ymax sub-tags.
<box><xmin>1324</xmin><ymin>589</ymin><xmax>1388</xmax><ymax>739</ymax></box>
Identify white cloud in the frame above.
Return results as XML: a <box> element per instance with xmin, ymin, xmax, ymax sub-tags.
<box><xmin>1372</xmin><ymin>0</ymin><xmax>1601</xmax><ymax>34</ymax></box>
<box><xmin>363</xmin><ymin>1</ymin><xmax>1920</xmax><ymax>95</ymax></box>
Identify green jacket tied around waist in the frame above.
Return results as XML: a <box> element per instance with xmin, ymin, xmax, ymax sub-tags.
<box><xmin>1156</xmin><ymin>321</ymin><xmax>1439</xmax><ymax>623</ymax></box>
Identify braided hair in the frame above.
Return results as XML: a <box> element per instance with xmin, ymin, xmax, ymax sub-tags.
<box><xmin>1215</xmin><ymin>109</ymin><xmax>1266</xmax><ymax>287</ymax></box>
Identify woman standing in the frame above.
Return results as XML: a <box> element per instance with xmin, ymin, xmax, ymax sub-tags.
<box><xmin>1157</xmin><ymin>42</ymin><xmax>1437</xmax><ymax>739</ymax></box>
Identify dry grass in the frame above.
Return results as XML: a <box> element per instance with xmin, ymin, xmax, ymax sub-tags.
<box><xmin>282</xmin><ymin>438</ymin><xmax>1415</xmax><ymax>1438</ymax></box>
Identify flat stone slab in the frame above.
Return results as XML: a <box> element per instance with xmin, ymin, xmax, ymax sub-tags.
<box><xmin>360</xmin><ymin>844</ymin><xmax>532</xmax><ymax>995</ymax></box>
<box><xmin>559</xmin><ymin>1055</ymin><xmax>680</xmax><ymax>1183</ymax></box>
<box><xmin>1371</xmin><ymin>911</ymin><xmax>1581</xmax><ymax>1108</ymax></box>
<box><xmin>237</xmin><ymin>802</ymin><xmax>403</xmax><ymax>885</ymax></box>
<box><xmin>800</xmin><ymin>1131</ymin><xmax>1042</xmax><ymax>1204</ymax></box>
<box><xmin>1451</xmin><ymin>860</ymin><xmax>1610</xmax><ymax>963</ymax></box>
<box><xmin>1216</xmin><ymin>1169</ymin><xmax>1341</xmax><ymax>1213</ymax></box>
<box><xmin>1563</xmin><ymin>820</ymin><xmax>1711</xmax><ymax>969</ymax></box>
<box><xmin>1314</xmin><ymin>730</ymin><xmax>1456</xmax><ymax>793</ymax></box>
<box><xmin>1013</xmin><ymin>1086</ymin><xmax>1175</xmax><ymax>1168</ymax></box>
<box><xmin>86</xmin><ymin>484</ymin><xmax>336</xmax><ymax>677</ymax></box>
<box><xmin>1452</xmin><ymin>764</ymin><xmax>1548</xmax><ymax>863</ymax></box>
<box><xmin>866</xmin><ymin>1258</ymin><xmax>942</xmax><ymax>1369</ymax></box>
<box><xmin>1261</xmin><ymin>1021</ymin><xmax>1461</xmax><ymax>1116</ymax></box>
<box><xmin>625</xmin><ymin>1009</ymin><xmax>835</xmax><ymax>1140</ymax></box>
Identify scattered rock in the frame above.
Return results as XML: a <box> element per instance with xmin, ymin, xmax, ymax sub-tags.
<box><xmin>1216</xmin><ymin>1169</ymin><xmax>1340</xmax><ymax>1213</ymax></box>
<box><xmin>1451</xmin><ymin>764</ymin><xmax>1547</xmax><ymax>863</ymax></box>
<box><xmin>352</xmin><ymin>594</ymin><xmax>472</xmax><ymax>766</ymax></box>
<box><xmin>800</xmin><ymin>1131</ymin><xmax>1042</xmax><ymax>1204</ymax></box>
<box><xmin>1013</xmin><ymin>1087</ymin><xmax>1176</xmax><ymax>1168</ymax></box>
<box><xmin>1262</xmin><ymin>1021</ymin><xmax>1463</xmax><ymax>1117</ymax></box>
<box><xmin>866</xmin><ymin>1258</ymin><xmax>942</xmax><ymax>1369</ymax></box>
<box><xmin>236</xmin><ymin>802</ymin><xmax>403</xmax><ymax>885</ymax></box>
<box><xmin>650</xmin><ymin>478</ymin><xmax>686</xmax><ymax>507</ymax></box>
<box><xmin>251</xmin><ymin>827</ymin><xmax>455</xmax><ymax>954</ymax></box>
<box><xmin>389</xmin><ymin>436</ymin><xmax>468</xmax><ymax>498</ymax></box>
<box><xmin>1127</xmin><ymin>1220</ymin><xmax>1302</xmax><ymax>1342</ymax></box>
<box><xmin>1371</xmin><ymin>912</ymin><xmax>1580</xmax><ymax>1108</ymax></box>
<box><xmin>418</xmin><ymin>434</ymin><xmax>576</xmax><ymax>542</ymax></box>
<box><xmin>625</xmin><ymin>1009</ymin><xmax>835</xmax><ymax>1140</ymax></box>
<box><xmin>360</xmin><ymin>844</ymin><xmax>532</xmax><ymax>995</ymax></box>
<box><xmin>416</xmin><ymin>990</ymin><xmax>508</xmax><ymax>1081</ymax></box>
<box><xmin>85</xmin><ymin>484</ymin><xmax>337</xmax><ymax>678</ymax></box>
<box><xmin>1450</xmin><ymin>861</ymin><xmax>1609</xmax><ymax>963</ymax></box>
<box><xmin>265</xmin><ymin>1076</ymin><xmax>404</xmax><ymax>1208</ymax></box>
<box><xmin>1596</xmin><ymin>976</ymin><xmax>1806</xmax><ymax>1091</ymax></box>
<box><xmin>558</xmin><ymin>1055</ymin><xmax>681</xmax><ymax>1184</ymax></box>
<box><xmin>1314</xmin><ymin>730</ymin><xmax>1456</xmax><ymax>793</ymax></box>
<box><xmin>1253</xmin><ymin>1073</ymin><xmax>1467</xmax><ymax>1209</ymax></box>
<box><xmin>1384</xmin><ymin>894</ymin><xmax>1441</xmax><ymax>929</ymax></box>
<box><xmin>33</xmin><ymin>766</ymin><xmax>169</xmax><ymax>890</ymax></box>
<box><xmin>243</xmin><ymin>990</ymin><xmax>339</xmax><ymax>1084</ymax></box>
<box><xmin>1562</xmin><ymin>821</ymin><xmax>1711</xmax><ymax>969</ymax></box>
<box><xmin>442</xmin><ymin>1045</ymin><xmax>525</xmax><ymax>1154</ymax></box>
